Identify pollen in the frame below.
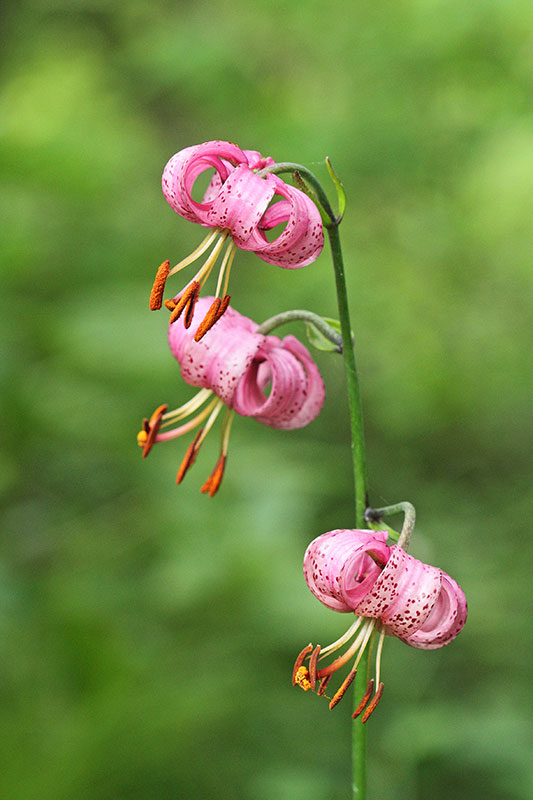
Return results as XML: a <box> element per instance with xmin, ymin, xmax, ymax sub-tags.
<box><xmin>294</xmin><ymin>666</ymin><xmax>312</xmax><ymax>692</ymax></box>
<box><xmin>149</xmin><ymin>259</ymin><xmax>170</xmax><ymax>310</ymax></box>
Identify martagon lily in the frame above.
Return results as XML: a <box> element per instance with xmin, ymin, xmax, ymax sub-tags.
<box><xmin>293</xmin><ymin>529</ymin><xmax>467</xmax><ymax>722</ymax></box>
<box><xmin>149</xmin><ymin>141</ymin><xmax>324</xmax><ymax>340</ymax></box>
<box><xmin>138</xmin><ymin>296</ymin><xmax>325</xmax><ymax>495</ymax></box>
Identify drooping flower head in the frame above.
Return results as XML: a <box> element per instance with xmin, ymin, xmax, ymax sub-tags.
<box><xmin>138</xmin><ymin>296</ymin><xmax>325</xmax><ymax>495</ymax></box>
<box><xmin>293</xmin><ymin>529</ymin><xmax>467</xmax><ymax>721</ymax></box>
<box><xmin>149</xmin><ymin>141</ymin><xmax>324</xmax><ymax>339</ymax></box>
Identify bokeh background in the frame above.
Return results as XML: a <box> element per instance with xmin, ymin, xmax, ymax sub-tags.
<box><xmin>1</xmin><ymin>1</ymin><xmax>532</xmax><ymax>798</ymax></box>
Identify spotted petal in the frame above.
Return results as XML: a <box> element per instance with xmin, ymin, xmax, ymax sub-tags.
<box><xmin>162</xmin><ymin>140</ymin><xmax>249</xmax><ymax>224</ymax></box>
<box><xmin>233</xmin><ymin>334</ymin><xmax>325</xmax><ymax>430</ymax></box>
<box><xmin>303</xmin><ymin>529</ymin><xmax>391</xmax><ymax>613</ymax></box>
<box><xmin>401</xmin><ymin>572</ymin><xmax>467</xmax><ymax>649</ymax></box>
<box><xmin>239</xmin><ymin>175</ymin><xmax>324</xmax><ymax>268</ymax></box>
<box><xmin>168</xmin><ymin>296</ymin><xmax>263</xmax><ymax>406</ymax></box>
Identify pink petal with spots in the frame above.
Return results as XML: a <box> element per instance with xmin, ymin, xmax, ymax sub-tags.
<box><xmin>401</xmin><ymin>572</ymin><xmax>467</xmax><ymax>649</ymax></box>
<box><xmin>355</xmin><ymin>546</ymin><xmax>442</xmax><ymax>638</ymax></box>
<box><xmin>167</xmin><ymin>297</ymin><xmax>325</xmax><ymax>426</ymax></box>
<box><xmin>303</xmin><ymin>529</ymin><xmax>391</xmax><ymax>613</ymax></box>
<box><xmin>240</xmin><ymin>175</ymin><xmax>324</xmax><ymax>268</ymax></box>
<box><xmin>162</xmin><ymin>141</ymin><xmax>249</xmax><ymax>224</ymax></box>
<box><xmin>168</xmin><ymin>296</ymin><xmax>263</xmax><ymax>406</ymax></box>
<box><xmin>201</xmin><ymin>165</ymin><xmax>276</xmax><ymax>245</ymax></box>
<box><xmin>233</xmin><ymin>334</ymin><xmax>325</xmax><ymax>429</ymax></box>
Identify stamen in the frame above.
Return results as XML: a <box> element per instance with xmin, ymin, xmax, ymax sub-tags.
<box><xmin>317</xmin><ymin>619</ymin><xmax>374</xmax><ymax>680</ymax></box>
<box><xmin>361</xmin><ymin>682</ymin><xmax>384</xmax><ymax>724</ymax></box>
<box><xmin>214</xmin><ymin>240</ymin><xmax>237</xmax><ymax>298</ymax></box>
<box><xmin>292</xmin><ymin>644</ymin><xmax>313</xmax><ymax>685</ymax></box>
<box><xmin>176</xmin><ymin>428</ymin><xmax>204</xmax><ymax>484</ymax></box>
<box><xmin>352</xmin><ymin>679</ymin><xmax>375</xmax><ymax>719</ymax></box>
<box><xmin>168</xmin><ymin>230</ymin><xmax>221</xmax><ymax>277</ymax></box>
<box><xmin>156</xmin><ymin>398</ymin><xmax>220</xmax><ymax>443</ymax></box>
<box><xmin>193</xmin><ymin>231</ymin><xmax>229</xmax><ymax>288</ymax></box>
<box><xmin>194</xmin><ymin>294</ymin><xmax>231</xmax><ymax>342</ymax></box>
<box><xmin>169</xmin><ymin>281</ymin><xmax>201</xmax><ymax>324</ymax></box>
<box><xmin>317</xmin><ymin>674</ymin><xmax>332</xmax><ymax>696</ymax></box>
<box><xmin>329</xmin><ymin>669</ymin><xmax>357</xmax><ymax>710</ymax></box>
<box><xmin>200</xmin><ymin>453</ymin><xmax>226</xmax><ymax>497</ymax></box>
<box><xmin>319</xmin><ymin>616</ymin><xmax>363</xmax><ymax>659</ymax></box>
<box><xmin>374</xmin><ymin>628</ymin><xmax>386</xmax><ymax>689</ymax></box>
<box><xmin>308</xmin><ymin>645</ymin><xmax>321</xmax><ymax>691</ymax></box>
<box><xmin>149</xmin><ymin>260</ymin><xmax>170</xmax><ymax>310</ymax></box>
<box><xmin>139</xmin><ymin>404</ymin><xmax>168</xmax><ymax>458</ymax></box>
<box><xmin>160</xmin><ymin>389</ymin><xmax>213</xmax><ymax>428</ymax></box>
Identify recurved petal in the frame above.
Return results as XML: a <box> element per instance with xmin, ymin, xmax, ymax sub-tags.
<box><xmin>303</xmin><ymin>529</ymin><xmax>391</xmax><ymax>613</ymax></box>
<box><xmin>400</xmin><ymin>572</ymin><xmax>467</xmax><ymax>649</ymax></box>
<box><xmin>202</xmin><ymin>166</ymin><xmax>276</xmax><ymax>244</ymax></box>
<box><xmin>240</xmin><ymin>175</ymin><xmax>324</xmax><ymax>268</ymax></box>
<box><xmin>232</xmin><ymin>335</ymin><xmax>324</xmax><ymax>429</ymax></box>
<box><xmin>162</xmin><ymin>141</ymin><xmax>248</xmax><ymax>224</ymax></box>
<box><xmin>355</xmin><ymin>546</ymin><xmax>442</xmax><ymax>638</ymax></box>
<box><xmin>168</xmin><ymin>296</ymin><xmax>263</xmax><ymax>406</ymax></box>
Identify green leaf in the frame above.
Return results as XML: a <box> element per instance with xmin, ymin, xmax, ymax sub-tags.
<box><xmin>305</xmin><ymin>316</ymin><xmax>342</xmax><ymax>352</ymax></box>
<box><xmin>325</xmin><ymin>157</ymin><xmax>346</xmax><ymax>221</ymax></box>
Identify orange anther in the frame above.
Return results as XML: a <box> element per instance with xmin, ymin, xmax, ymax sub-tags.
<box><xmin>176</xmin><ymin>428</ymin><xmax>204</xmax><ymax>484</ymax></box>
<box><xmin>194</xmin><ymin>294</ymin><xmax>231</xmax><ymax>342</ymax></box>
<box><xmin>200</xmin><ymin>453</ymin><xmax>226</xmax><ymax>497</ymax></box>
<box><xmin>352</xmin><ymin>679</ymin><xmax>375</xmax><ymax>719</ymax></box>
<box><xmin>329</xmin><ymin>669</ymin><xmax>357</xmax><ymax>710</ymax></box>
<box><xmin>141</xmin><ymin>404</ymin><xmax>168</xmax><ymax>458</ymax></box>
<box><xmin>169</xmin><ymin>281</ymin><xmax>201</xmax><ymax>324</ymax></box>
<box><xmin>361</xmin><ymin>682</ymin><xmax>384</xmax><ymax>724</ymax></box>
<box><xmin>292</xmin><ymin>644</ymin><xmax>313</xmax><ymax>686</ymax></box>
<box><xmin>149</xmin><ymin>260</ymin><xmax>170</xmax><ymax>310</ymax></box>
<box><xmin>308</xmin><ymin>645</ymin><xmax>321</xmax><ymax>691</ymax></box>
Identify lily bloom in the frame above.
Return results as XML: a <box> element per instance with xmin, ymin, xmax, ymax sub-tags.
<box><xmin>293</xmin><ymin>529</ymin><xmax>467</xmax><ymax>722</ymax></box>
<box><xmin>149</xmin><ymin>141</ymin><xmax>324</xmax><ymax>339</ymax></box>
<box><xmin>138</xmin><ymin>296</ymin><xmax>325</xmax><ymax>495</ymax></box>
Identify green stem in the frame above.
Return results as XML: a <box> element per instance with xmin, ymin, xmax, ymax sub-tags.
<box><xmin>326</xmin><ymin>223</ymin><xmax>369</xmax><ymax>800</ymax></box>
<box><xmin>365</xmin><ymin>502</ymin><xmax>416</xmax><ymax>550</ymax></box>
<box><xmin>264</xmin><ymin>161</ymin><xmax>370</xmax><ymax>798</ymax></box>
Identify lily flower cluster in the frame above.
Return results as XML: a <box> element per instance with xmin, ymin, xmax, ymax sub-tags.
<box><xmin>293</xmin><ymin>529</ymin><xmax>467</xmax><ymax>722</ymax></box>
<box><xmin>149</xmin><ymin>140</ymin><xmax>324</xmax><ymax>341</ymax></box>
<box><xmin>138</xmin><ymin>296</ymin><xmax>325</xmax><ymax>495</ymax></box>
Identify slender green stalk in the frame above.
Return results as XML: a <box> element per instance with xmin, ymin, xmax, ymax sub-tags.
<box><xmin>326</xmin><ymin>223</ymin><xmax>369</xmax><ymax>800</ymax></box>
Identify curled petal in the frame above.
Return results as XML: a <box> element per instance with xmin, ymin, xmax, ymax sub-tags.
<box><xmin>162</xmin><ymin>140</ymin><xmax>249</xmax><ymax>224</ymax></box>
<box><xmin>240</xmin><ymin>175</ymin><xmax>324</xmax><ymax>268</ymax></box>
<box><xmin>201</xmin><ymin>165</ymin><xmax>276</xmax><ymax>244</ymax></box>
<box><xmin>355</xmin><ymin>547</ymin><xmax>442</xmax><ymax>638</ymax></box>
<box><xmin>401</xmin><ymin>572</ymin><xmax>467</xmax><ymax>649</ymax></box>
<box><xmin>168</xmin><ymin>296</ymin><xmax>263</xmax><ymax>406</ymax></box>
<box><xmin>232</xmin><ymin>334</ymin><xmax>325</xmax><ymax>429</ymax></box>
<box><xmin>303</xmin><ymin>529</ymin><xmax>391</xmax><ymax>613</ymax></box>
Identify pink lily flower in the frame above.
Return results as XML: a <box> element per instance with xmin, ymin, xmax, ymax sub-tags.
<box><xmin>149</xmin><ymin>141</ymin><xmax>324</xmax><ymax>340</ymax></box>
<box><xmin>138</xmin><ymin>296</ymin><xmax>325</xmax><ymax>495</ymax></box>
<box><xmin>293</xmin><ymin>529</ymin><xmax>467</xmax><ymax>721</ymax></box>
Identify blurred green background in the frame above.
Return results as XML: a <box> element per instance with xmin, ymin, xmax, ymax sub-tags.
<box><xmin>1</xmin><ymin>1</ymin><xmax>532</xmax><ymax>798</ymax></box>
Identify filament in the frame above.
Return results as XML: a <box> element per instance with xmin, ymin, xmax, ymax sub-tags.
<box><xmin>374</xmin><ymin>628</ymin><xmax>386</xmax><ymax>688</ymax></box>
<box><xmin>193</xmin><ymin>232</ymin><xmax>229</xmax><ymax>288</ymax></box>
<box><xmin>156</xmin><ymin>397</ymin><xmax>220</xmax><ymax>442</ymax></box>
<box><xmin>168</xmin><ymin>230</ymin><xmax>220</xmax><ymax>276</ymax></box>
<box><xmin>215</xmin><ymin>241</ymin><xmax>237</xmax><ymax>298</ymax></box>
<box><xmin>161</xmin><ymin>389</ymin><xmax>214</xmax><ymax>427</ymax></box>
<box><xmin>319</xmin><ymin>616</ymin><xmax>363</xmax><ymax>659</ymax></box>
